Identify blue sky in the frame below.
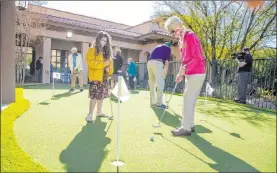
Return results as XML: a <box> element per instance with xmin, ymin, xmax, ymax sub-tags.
<box><xmin>44</xmin><ymin>1</ymin><xmax>156</xmax><ymax>26</ymax></box>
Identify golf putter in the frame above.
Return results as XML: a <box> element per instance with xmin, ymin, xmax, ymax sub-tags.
<box><xmin>108</xmin><ymin>94</ymin><xmax>114</xmax><ymax>120</ymax></box>
<box><xmin>152</xmin><ymin>82</ymin><xmax>178</xmax><ymax>128</ymax></box>
<box><xmin>107</xmin><ymin>81</ymin><xmax>114</xmax><ymax>120</ymax></box>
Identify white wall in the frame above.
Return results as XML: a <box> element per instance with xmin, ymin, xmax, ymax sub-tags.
<box><xmin>51</xmin><ymin>39</ymin><xmax>81</xmax><ymax>52</ymax></box>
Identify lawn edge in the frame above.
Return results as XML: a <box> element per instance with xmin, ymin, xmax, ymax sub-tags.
<box><xmin>1</xmin><ymin>88</ymin><xmax>50</xmax><ymax>172</ymax></box>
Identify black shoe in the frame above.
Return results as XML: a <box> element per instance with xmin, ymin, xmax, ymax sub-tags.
<box><xmin>80</xmin><ymin>88</ymin><xmax>84</xmax><ymax>92</ymax></box>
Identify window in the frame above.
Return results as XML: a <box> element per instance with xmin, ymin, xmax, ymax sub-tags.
<box><xmin>51</xmin><ymin>49</ymin><xmax>68</xmax><ymax>72</ymax></box>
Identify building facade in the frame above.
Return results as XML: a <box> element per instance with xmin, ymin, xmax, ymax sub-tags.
<box><xmin>28</xmin><ymin>4</ymin><xmax>180</xmax><ymax>84</ymax></box>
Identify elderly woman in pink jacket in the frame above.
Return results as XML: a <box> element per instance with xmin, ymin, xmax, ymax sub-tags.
<box><xmin>164</xmin><ymin>16</ymin><xmax>206</xmax><ymax>136</ymax></box>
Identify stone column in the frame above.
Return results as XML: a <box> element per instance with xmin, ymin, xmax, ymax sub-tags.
<box><xmin>42</xmin><ymin>37</ymin><xmax>51</xmax><ymax>83</ymax></box>
<box><xmin>81</xmin><ymin>42</ymin><xmax>89</xmax><ymax>84</ymax></box>
<box><xmin>1</xmin><ymin>0</ymin><xmax>16</xmax><ymax>104</ymax></box>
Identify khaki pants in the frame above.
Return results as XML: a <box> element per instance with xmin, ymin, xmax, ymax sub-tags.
<box><xmin>181</xmin><ymin>74</ymin><xmax>206</xmax><ymax>131</ymax></box>
<box><xmin>147</xmin><ymin>60</ymin><xmax>165</xmax><ymax>106</ymax></box>
<box><xmin>71</xmin><ymin>71</ymin><xmax>84</xmax><ymax>89</ymax></box>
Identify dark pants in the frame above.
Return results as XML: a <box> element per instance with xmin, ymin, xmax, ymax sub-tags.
<box><xmin>129</xmin><ymin>76</ymin><xmax>135</xmax><ymax>90</ymax></box>
<box><xmin>237</xmin><ymin>72</ymin><xmax>252</xmax><ymax>102</ymax></box>
<box><xmin>37</xmin><ymin>69</ymin><xmax>43</xmax><ymax>83</ymax></box>
<box><xmin>50</xmin><ymin>72</ymin><xmax>53</xmax><ymax>83</ymax></box>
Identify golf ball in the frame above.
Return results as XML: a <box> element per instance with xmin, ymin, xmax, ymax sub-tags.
<box><xmin>150</xmin><ymin>136</ymin><xmax>154</xmax><ymax>141</ymax></box>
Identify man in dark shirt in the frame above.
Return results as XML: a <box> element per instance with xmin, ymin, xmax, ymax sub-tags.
<box><xmin>235</xmin><ymin>48</ymin><xmax>253</xmax><ymax>104</ymax></box>
<box><xmin>147</xmin><ymin>41</ymin><xmax>172</xmax><ymax>109</ymax></box>
<box><xmin>111</xmin><ymin>49</ymin><xmax>123</xmax><ymax>88</ymax></box>
<box><xmin>36</xmin><ymin>57</ymin><xmax>43</xmax><ymax>83</ymax></box>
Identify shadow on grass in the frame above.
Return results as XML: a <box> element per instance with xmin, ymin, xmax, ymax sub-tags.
<box><xmin>51</xmin><ymin>91</ymin><xmax>80</xmax><ymax>100</ymax></box>
<box><xmin>24</xmin><ymin>83</ymin><xmax>90</xmax><ymax>90</ymax></box>
<box><xmin>38</xmin><ymin>91</ymin><xmax>80</xmax><ymax>105</ymax></box>
<box><xmin>155</xmin><ymin>127</ymin><xmax>259</xmax><ymax>172</ymax></box>
<box><xmin>204</xmin><ymin>121</ymin><xmax>244</xmax><ymax>140</ymax></box>
<box><xmin>38</xmin><ymin>101</ymin><xmax>50</xmax><ymax>105</ymax></box>
<box><xmin>151</xmin><ymin>107</ymin><xmax>181</xmax><ymax>128</ymax></box>
<box><xmin>186</xmin><ymin>133</ymin><xmax>259</xmax><ymax>172</ymax></box>
<box><xmin>197</xmin><ymin>101</ymin><xmax>276</xmax><ymax>128</ymax></box>
<box><xmin>59</xmin><ymin>117</ymin><xmax>111</xmax><ymax>172</ymax></box>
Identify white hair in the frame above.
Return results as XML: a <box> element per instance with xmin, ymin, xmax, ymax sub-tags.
<box><xmin>164</xmin><ymin>16</ymin><xmax>183</xmax><ymax>32</ymax></box>
<box><xmin>71</xmin><ymin>47</ymin><xmax>77</xmax><ymax>53</ymax></box>
<box><xmin>128</xmin><ymin>58</ymin><xmax>132</xmax><ymax>61</ymax></box>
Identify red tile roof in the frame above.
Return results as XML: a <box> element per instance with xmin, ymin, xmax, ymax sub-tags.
<box><xmin>40</xmin><ymin>13</ymin><xmax>171</xmax><ymax>38</ymax></box>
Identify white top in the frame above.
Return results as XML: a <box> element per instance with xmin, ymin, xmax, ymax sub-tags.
<box><xmin>68</xmin><ymin>53</ymin><xmax>83</xmax><ymax>71</ymax></box>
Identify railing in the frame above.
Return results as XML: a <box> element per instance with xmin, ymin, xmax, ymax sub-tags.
<box><xmin>50</xmin><ymin>59</ymin><xmax>276</xmax><ymax>109</ymax></box>
<box><xmin>128</xmin><ymin>59</ymin><xmax>276</xmax><ymax>110</ymax></box>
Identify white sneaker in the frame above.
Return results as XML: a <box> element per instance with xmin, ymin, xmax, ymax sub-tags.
<box><xmin>85</xmin><ymin>114</ymin><xmax>93</xmax><ymax>123</ymax></box>
<box><xmin>96</xmin><ymin>112</ymin><xmax>109</xmax><ymax>117</ymax></box>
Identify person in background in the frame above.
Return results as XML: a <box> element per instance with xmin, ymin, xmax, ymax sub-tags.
<box><xmin>85</xmin><ymin>31</ymin><xmax>114</xmax><ymax>123</ymax></box>
<box><xmin>111</xmin><ymin>49</ymin><xmax>123</xmax><ymax>89</ymax></box>
<box><xmin>147</xmin><ymin>41</ymin><xmax>172</xmax><ymax>109</ymax></box>
<box><xmin>30</xmin><ymin>60</ymin><xmax>35</xmax><ymax>76</ymax></box>
<box><xmin>36</xmin><ymin>57</ymin><xmax>43</xmax><ymax>83</ymax></box>
<box><xmin>165</xmin><ymin>16</ymin><xmax>206</xmax><ymax>136</ymax></box>
<box><xmin>127</xmin><ymin>58</ymin><xmax>137</xmax><ymax>90</ymax></box>
<box><xmin>235</xmin><ymin>47</ymin><xmax>253</xmax><ymax>104</ymax></box>
<box><xmin>68</xmin><ymin>47</ymin><xmax>84</xmax><ymax>92</ymax></box>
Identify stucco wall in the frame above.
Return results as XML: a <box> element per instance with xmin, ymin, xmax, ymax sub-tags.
<box><xmin>51</xmin><ymin>39</ymin><xmax>81</xmax><ymax>52</ymax></box>
<box><xmin>1</xmin><ymin>0</ymin><xmax>16</xmax><ymax>104</ymax></box>
<box><xmin>42</xmin><ymin>37</ymin><xmax>51</xmax><ymax>83</ymax></box>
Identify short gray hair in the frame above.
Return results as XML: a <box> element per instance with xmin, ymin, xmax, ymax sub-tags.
<box><xmin>116</xmin><ymin>49</ymin><xmax>121</xmax><ymax>56</ymax></box>
<box><xmin>164</xmin><ymin>16</ymin><xmax>183</xmax><ymax>33</ymax></box>
<box><xmin>71</xmin><ymin>47</ymin><xmax>77</xmax><ymax>53</ymax></box>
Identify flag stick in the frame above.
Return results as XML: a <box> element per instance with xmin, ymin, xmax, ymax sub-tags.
<box><xmin>112</xmin><ymin>72</ymin><xmax>124</xmax><ymax>167</ymax></box>
<box><xmin>117</xmin><ymin>75</ymin><xmax>121</xmax><ymax>162</ymax></box>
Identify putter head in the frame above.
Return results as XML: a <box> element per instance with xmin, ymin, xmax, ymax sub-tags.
<box><xmin>152</xmin><ymin>124</ymin><xmax>161</xmax><ymax>128</ymax></box>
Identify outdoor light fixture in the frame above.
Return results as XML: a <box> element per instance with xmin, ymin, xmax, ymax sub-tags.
<box><xmin>66</xmin><ymin>32</ymin><xmax>72</xmax><ymax>38</ymax></box>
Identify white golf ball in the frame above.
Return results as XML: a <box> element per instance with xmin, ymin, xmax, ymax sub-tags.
<box><xmin>150</xmin><ymin>136</ymin><xmax>154</xmax><ymax>141</ymax></box>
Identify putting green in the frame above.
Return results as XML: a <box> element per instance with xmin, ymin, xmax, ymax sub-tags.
<box><xmin>14</xmin><ymin>85</ymin><xmax>276</xmax><ymax>172</ymax></box>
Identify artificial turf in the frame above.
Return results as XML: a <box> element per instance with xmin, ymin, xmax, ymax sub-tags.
<box><xmin>11</xmin><ymin>84</ymin><xmax>276</xmax><ymax>172</ymax></box>
<box><xmin>1</xmin><ymin>88</ymin><xmax>49</xmax><ymax>172</ymax></box>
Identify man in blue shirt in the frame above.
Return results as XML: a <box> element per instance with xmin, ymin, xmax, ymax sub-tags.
<box><xmin>147</xmin><ymin>41</ymin><xmax>172</xmax><ymax>109</ymax></box>
<box><xmin>127</xmin><ymin>58</ymin><xmax>137</xmax><ymax>90</ymax></box>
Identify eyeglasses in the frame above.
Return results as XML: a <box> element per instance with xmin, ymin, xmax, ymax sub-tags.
<box><xmin>170</xmin><ymin>30</ymin><xmax>176</xmax><ymax>34</ymax></box>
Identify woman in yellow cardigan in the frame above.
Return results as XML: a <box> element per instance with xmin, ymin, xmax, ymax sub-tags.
<box><xmin>85</xmin><ymin>31</ymin><xmax>114</xmax><ymax>123</ymax></box>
